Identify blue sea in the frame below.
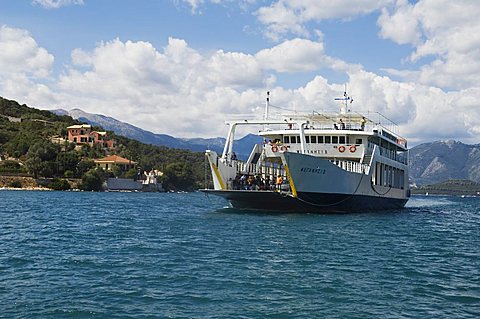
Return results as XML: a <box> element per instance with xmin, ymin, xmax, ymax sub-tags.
<box><xmin>1</xmin><ymin>191</ymin><xmax>479</xmax><ymax>318</ymax></box>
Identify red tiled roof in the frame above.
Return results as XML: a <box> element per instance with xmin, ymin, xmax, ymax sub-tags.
<box><xmin>94</xmin><ymin>155</ymin><xmax>136</xmax><ymax>164</ymax></box>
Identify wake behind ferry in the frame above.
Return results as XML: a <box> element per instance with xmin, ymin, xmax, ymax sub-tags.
<box><xmin>202</xmin><ymin>91</ymin><xmax>410</xmax><ymax>213</ymax></box>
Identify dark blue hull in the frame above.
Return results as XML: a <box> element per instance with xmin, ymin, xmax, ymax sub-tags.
<box><xmin>202</xmin><ymin>189</ymin><xmax>408</xmax><ymax>213</ymax></box>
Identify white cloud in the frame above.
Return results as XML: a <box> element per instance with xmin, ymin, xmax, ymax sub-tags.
<box><xmin>377</xmin><ymin>0</ymin><xmax>420</xmax><ymax>45</ymax></box>
<box><xmin>256</xmin><ymin>0</ymin><xmax>393</xmax><ymax>40</ymax></box>
<box><xmin>0</xmin><ymin>26</ymin><xmax>55</xmax><ymax>106</ymax></box>
<box><xmin>377</xmin><ymin>0</ymin><xmax>480</xmax><ymax>90</ymax></box>
<box><xmin>32</xmin><ymin>0</ymin><xmax>84</xmax><ymax>9</ymax></box>
<box><xmin>256</xmin><ymin>38</ymin><xmax>325</xmax><ymax>72</ymax></box>
<box><xmin>0</xmin><ymin>25</ymin><xmax>54</xmax><ymax>78</ymax></box>
<box><xmin>2</xmin><ymin>22</ymin><xmax>480</xmax><ymax>145</ymax></box>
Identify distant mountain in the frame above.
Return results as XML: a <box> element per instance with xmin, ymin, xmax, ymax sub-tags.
<box><xmin>52</xmin><ymin>108</ymin><xmax>262</xmax><ymax>158</ymax></box>
<box><xmin>409</xmin><ymin>140</ymin><xmax>480</xmax><ymax>185</ymax></box>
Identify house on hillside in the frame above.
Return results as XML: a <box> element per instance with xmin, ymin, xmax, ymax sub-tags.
<box><xmin>67</xmin><ymin>124</ymin><xmax>115</xmax><ymax>149</ymax></box>
<box><xmin>94</xmin><ymin>155</ymin><xmax>136</xmax><ymax>171</ymax></box>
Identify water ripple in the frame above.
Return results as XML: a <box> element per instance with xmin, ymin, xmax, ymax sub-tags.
<box><xmin>0</xmin><ymin>192</ymin><xmax>478</xmax><ymax>318</ymax></box>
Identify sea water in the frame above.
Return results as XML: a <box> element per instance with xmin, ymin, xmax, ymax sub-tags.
<box><xmin>0</xmin><ymin>191</ymin><xmax>478</xmax><ymax>318</ymax></box>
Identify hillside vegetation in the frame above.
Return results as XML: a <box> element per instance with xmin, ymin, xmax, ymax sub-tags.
<box><xmin>0</xmin><ymin>97</ymin><xmax>208</xmax><ymax>191</ymax></box>
<box><xmin>412</xmin><ymin>179</ymin><xmax>480</xmax><ymax>196</ymax></box>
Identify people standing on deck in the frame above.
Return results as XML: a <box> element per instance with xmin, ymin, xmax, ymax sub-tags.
<box><xmin>360</xmin><ymin>117</ymin><xmax>366</xmax><ymax>131</ymax></box>
<box><xmin>240</xmin><ymin>174</ymin><xmax>246</xmax><ymax>189</ymax></box>
<box><xmin>265</xmin><ymin>175</ymin><xmax>271</xmax><ymax>190</ymax></box>
<box><xmin>247</xmin><ymin>175</ymin><xmax>255</xmax><ymax>190</ymax></box>
<box><xmin>339</xmin><ymin>119</ymin><xmax>345</xmax><ymax>130</ymax></box>
<box><xmin>276</xmin><ymin>175</ymin><xmax>283</xmax><ymax>190</ymax></box>
<box><xmin>231</xmin><ymin>152</ymin><xmax>237</xmax><ymax>161</ymax></box>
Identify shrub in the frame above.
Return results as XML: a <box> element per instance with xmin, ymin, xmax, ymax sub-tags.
<box><xmin>48</xmin><ymin>178</ymin><xmax>71</xmax><ymax>191</ymax></box>
<box><xmin>7</xmin><ymin>180</ymin><xmax>22</xmax><ymax>188</ymax></box>
<box><xmin>63</xmin><ymin>170</ymin><xmax>74</xmax><ymax>178</ymax></box>
<box><xmin>79</xmin><ymin>168</ymin><xmax>105</xmax><ymax>191</ymax></box>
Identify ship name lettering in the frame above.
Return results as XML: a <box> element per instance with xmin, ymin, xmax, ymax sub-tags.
<box><xmin>300</xmin><ymin>167</ymin><xmax>326</xmax><ymax>174</ymax></box>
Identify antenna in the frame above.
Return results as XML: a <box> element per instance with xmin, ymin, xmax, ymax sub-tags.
<box><xmin>334</xmin><ymin>84</ymin><xmax>353</xmax><ymax>114</ymax></box>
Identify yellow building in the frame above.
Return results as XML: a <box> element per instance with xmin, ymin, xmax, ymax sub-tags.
<box><xmin>94</xmin><ymin>155</ymin><xmax>136</xmax><ymax>171</ymax></box>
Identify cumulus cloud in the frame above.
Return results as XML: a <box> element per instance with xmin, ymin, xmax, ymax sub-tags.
<box><xmin>0</xmin><ymin>25</ymin><xmax>54</xmax><ymax>77</ymax></box>
<box><xmin>377</xmin><ymin>0</ymin><xmax>480</xmax><ymax>90</ymax></box>
<box><xmin>0</xmin><ymin>26</ymin><xmax>55</xmax><ymax>106</ymax></box>
<box><xmin>32</xmin><ymin>0</ymin><xmax>84</xmax><ymax>9</ymax></box>
<box><xmin>256</xmin><ymin>38</ymin><xmax>325</xmax><ymax>72</ymax></box>
<box><xmin>377</xmin><ymin>0</ymin><xmax>420</xmax><ymax>45</ymax></box>
<box><xmin>256</xmin><ymin>0</ymin><xmax>392</xmax><ymax>40</ymax></box>
<box><xmin>2</xmin><ymin>22</ymin><xmax>480</xmax><ymax>144</ymax></box>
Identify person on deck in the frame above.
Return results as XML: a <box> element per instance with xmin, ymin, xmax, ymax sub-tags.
<box><xmin>360</xmin><ymin>117</ymin><xmax>367</xmax><ymax>131</ymax></box>
<box><xmin>276</xmin><ymin>175</ymin><xmax>283</xmax><ymax>190</ymax></box>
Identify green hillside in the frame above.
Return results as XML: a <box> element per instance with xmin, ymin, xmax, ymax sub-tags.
<box><xmin>412</xmin><ymin>179</ymin><xmax>480</xmax><ymax>196</ymax></box>
<box><xmin>0</xmin><ymin>96</ymin><xmax>208</xmax><ymax>191</ymax></box>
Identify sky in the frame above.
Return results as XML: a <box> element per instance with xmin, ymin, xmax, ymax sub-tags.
<box><xmin>1</xmin><ymin>0</ymin><xmax>480</xmax><ymax>145</ymax></box>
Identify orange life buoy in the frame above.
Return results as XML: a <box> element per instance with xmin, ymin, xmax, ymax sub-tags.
<box><xmin>271</xmin><ymin>145</ymin><xmax>278</xmax><ymax>152</ymax></box>
<box><xmin>349</xmin><ymin>145</ymin><xmax>357</xmax><ymax>153</ymax></box>
<box><xmin>280</xmin><ymin>145</ymin><xmax>288</xmax><ymax>152</ymax></box>
<box><xmin>338</xmin><ymin>146</ymin><xmax>346</xmax><ymax>153</ymax></box>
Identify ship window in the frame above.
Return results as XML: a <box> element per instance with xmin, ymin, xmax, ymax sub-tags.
<box><xmin>284</xmin><ymin>136</ymin><xmax>290</xmax><ymax>143</ymax></box>
<box><xmin>305</xmin><ymin>136</ymin><xmax>310</xmax><ymax>143</ymax></box>
<box><xmin>290</xmin><ymin>136</ymin><xmax>297</xmax><ymax>144</ymax></box>
<box><xmin>356</xmin><ymin>138</ymin><xmax>363</xmax><ymax>145</ymax></box>
<box><xmin>296</xmin><ymin>136</ymin><xmax>301</xmax><ymax>143</ymax></box>
<box><xmin>325</xmin><ymin>136</ymin><xmax>331</xmax><ymax>144</ymax></box>
<box><xmin>339</xmin><ymin>136</ymin><xmax>345</xmax><ymax>144</ymax></box>
<box><xmin>318</xmin><ymin>136</ymin><xmax>324</xmax><ymax>143</ymax></box>
<box><xmin>311</xmin><ymin>136</ymin><xmax>317</xmax><ymax>143</ymax></box>
<box><xmin>332</xmin><ymin>136</ymin><xmax>338</xmax><ymax>144</ymax></box>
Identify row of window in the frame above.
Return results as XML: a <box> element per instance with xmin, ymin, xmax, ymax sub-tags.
<box><xmin>283</xmin><ymin>135</ymin><xmax>362</xmax><ymax>145</ymax></box>
<box><xmin>373</xmin><ymin>163</ymin><xmax>405</xmax><ymax>189</ymax></box>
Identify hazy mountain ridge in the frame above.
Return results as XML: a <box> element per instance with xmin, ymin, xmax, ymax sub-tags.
<box><xmin>409</xmin><ymin>140</ymin><xmax>480</xmax><ymax>185</ymax></box>
<box><xmin>53</xmin><ymin>108</ymin><xmax>261</xmax><ymax>157</ymax></box>
<box><xmin>54</xmin><ymin>109</ymin><xmax>480</xmax><ymax>185</ymax></box>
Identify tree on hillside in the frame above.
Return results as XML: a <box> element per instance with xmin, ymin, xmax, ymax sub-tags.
<box><xmin>162</xmin><ymin>162</ymin><xmax>195</xmax><ymax>191</ymax></box>
<box><xmin>79</xmin><ymin>168</ymin><xmax>106</xmax><ymax>191</ymax></box>
<box><xmin>76</xmin><ymin>159</ymin><xmax>96</xmax><ymax>178</ymax></box>
<box><xmin>25</xmin><ymin>140</ymin><xmax>60</xmax><ymax>178</ymax></box>
<box><xmin>57</xmin><ymin>151</ymin><xmax>80</xmax><ymax>177</ymax></box>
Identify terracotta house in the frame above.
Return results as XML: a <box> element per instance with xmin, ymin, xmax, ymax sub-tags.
<box><xmin>67</xmin><ymin>124</ymin><xmax>115</xmax><ymax>149</ymax></box>
<box><xmin>94</xmin><ymin>155</ymin><xmax>137</xmax><ymax>171</ymax></box>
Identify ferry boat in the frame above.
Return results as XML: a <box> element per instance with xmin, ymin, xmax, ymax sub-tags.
<box><xmin>202</xmin><ymin>91</ymin><xmax>410</xmax><ymax>213</ymax></box>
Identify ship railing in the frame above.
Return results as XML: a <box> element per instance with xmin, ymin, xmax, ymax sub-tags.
<box><xmin>227</xmin><ymin>159</ymin><xmax>291</xmax><ymax>192</ymax></box>
<box><xmin>331</xmin><ymin>159</ymin><xmax>369</xmax><ymax>174</ymax></box>
<box><xmin>233</xmin><ymin>160</ymin><xmax>286</xmax><ymax>178</ymax></box>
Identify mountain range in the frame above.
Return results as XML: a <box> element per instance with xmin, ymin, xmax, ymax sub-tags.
<box><xmin>54</xmin><ymin>108</ymin><xmax>480</xmax><ymax>185</ymax></box>
<box><xmin>408</xmin><ymin>140</ymin><xmax>480</xmax><ymax>185</ymax></box>
<box><xmin>53</xmin><ymin>108</ymin><xmax>262</xmax><ymax>158</ymax></box>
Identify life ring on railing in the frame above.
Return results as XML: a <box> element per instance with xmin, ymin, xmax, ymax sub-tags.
<box><xmin>349</xmin><ymin>145</ymin><xmax>357</xmax><ymax>153</ymax></box>
<box><xmin>338</xmin><ymin>146</ymin><xmax>346</xmax><ymax>153</ymax></box>
<box><xmin>271</xmin><ymin>145</ymin><xmax>278</xmax><ymax>152</ymax></box>
<box><xmin>280</xmin><ymin>145</ymin><xmax>288</xmax><ymax>152</ymax></box>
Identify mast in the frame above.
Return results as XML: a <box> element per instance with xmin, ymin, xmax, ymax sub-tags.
<box><xmin>264</xmin><ymin>91</ymin><xmax>270</xmax><ymax>120</ymax></box>
<box><xmin>334</xmin><ymin>84</ymin><xmax>353</xmax><ymax>115</ymax></box>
